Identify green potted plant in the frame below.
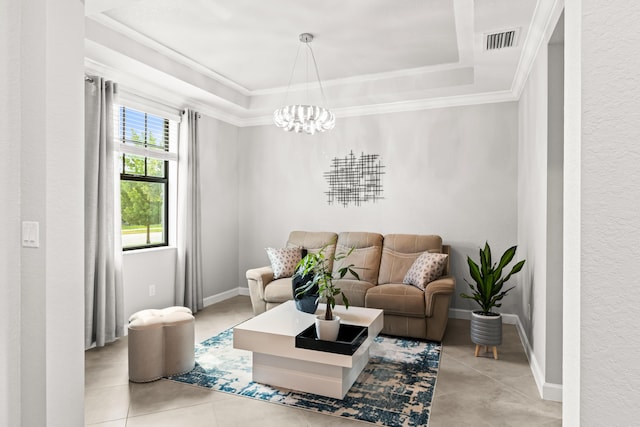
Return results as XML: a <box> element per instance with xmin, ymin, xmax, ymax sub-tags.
<box><xmin>295</xmin><ymin>244</ymin><xmax>360</xmax><ymax>341</ymax></box>
<box><xmin>460</xmin><ymin>242</ymin><xmax>525</xmax><ymax>359</ymax></box>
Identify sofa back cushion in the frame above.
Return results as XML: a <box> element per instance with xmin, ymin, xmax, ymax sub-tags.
<box><xmin>378</xmin><ymin>234</ymin><xmax>443</xmax><ymax>285</ymax></box>
<box><xmin>333</xmin><ymin>232</ymin><xmax>383</xmax><ymax>285</ymax></box>
<box><xmin>286</xmin><ymin>231</ymin><xmax>338</xmax><ymax>270</ymax></box>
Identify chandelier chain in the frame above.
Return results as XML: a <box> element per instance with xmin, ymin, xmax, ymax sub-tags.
<box><xmin>305</xmin><ymin>43</ymin><xmax>329</xmax><ymax>107</ymax></box>
<box><xmin>280</xmin><ymin>43</ymin><xmax>302</xmax><ymax>107</ymax></box>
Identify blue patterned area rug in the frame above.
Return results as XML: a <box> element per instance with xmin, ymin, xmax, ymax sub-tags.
<box><xmin>168</xmin><ymin>329</ymin><xmax>441</xmax><ymax>426</ymax></box>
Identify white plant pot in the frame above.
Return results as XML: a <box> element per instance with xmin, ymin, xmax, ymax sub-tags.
<box><xmin>315</xmin><ymin>315</ymin><xmax>341</xmax><ymax>341</ymax></box>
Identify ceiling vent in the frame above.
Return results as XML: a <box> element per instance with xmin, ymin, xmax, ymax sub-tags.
<box><xmin>484</xmin><ymin>29</ymin><xmax>519</xmax><ymax>50</ymax></box>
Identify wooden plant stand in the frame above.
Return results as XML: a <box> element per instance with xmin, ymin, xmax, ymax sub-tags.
<box><xmin>475</xmin><ymin>344</ymin><xmax>498</xmax><ymax>360</ymax></box>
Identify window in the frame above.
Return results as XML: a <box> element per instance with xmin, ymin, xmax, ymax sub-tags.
<box><xmin>117</xmin><ymin>106</ymin><xmax>177</xmax><ymax>250</ymax></box>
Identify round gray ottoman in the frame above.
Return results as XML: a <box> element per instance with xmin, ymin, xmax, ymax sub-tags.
<box><xmin>128</xmin><ymin>306</ymin><xmax>195</xmax><ymax>383</ymax></box>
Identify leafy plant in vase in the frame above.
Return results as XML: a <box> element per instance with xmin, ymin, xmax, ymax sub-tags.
<box><xmin>460</xmin><ymin>242</ymin><xmax>525</xmax><ymax>359</ymax></box>
<box><xmin>295</xmin><ymin>244</ymin><xmax>360</xmax><ymax>341</ymax></box>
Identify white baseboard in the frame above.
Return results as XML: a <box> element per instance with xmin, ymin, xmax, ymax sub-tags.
<box><xmin>448</xmin><ymin>308</ymin><xmax>562</xmax><ymax>402</ymax></box>
<box><xmin>448</xmin><ymin>308</ymin><xmax>472</xmax><ymax>320</ymax></box>
<box><xmin>448</xmin><ymin>308</ymin><xmax>518</xmax><ymax>325</ymax></box>
<box><xmin>542</xmin><ymin>382</ymin><xmax>563</xmax><ymax>402</ymax></box>
<box><xmin>203</xmin><ymin>286</ymin><xmax>250</xmax><ymax>307</ymax></box>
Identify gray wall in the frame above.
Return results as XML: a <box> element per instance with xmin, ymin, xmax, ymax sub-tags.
<box><xmin>238</xmin><ymin>103</ymin><xmax>520</xmax><ymax>312</ymax></box>
<box><xmin>198</xmin><ymin>116</ymin><xmax>240</xmax><ymax>296</ymax></box>
<box><xmin>518</xmin><ymin>42</ymin><xmax>549</xmax><ymax>371</ymax></box>
<box><xmin>546</xmin><ymin>28</ymin><xmax>564</xmax><ymax>387</ymax></box>
<box><xmin>516</xmin><ymin>17</ymin><xmax>565</xmax><ymax>399</ymax></box>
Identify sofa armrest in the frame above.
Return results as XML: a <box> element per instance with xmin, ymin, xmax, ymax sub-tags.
<box><xmin>246</xmin><ymin>266</ymin><xmax>275</xmax><ymax>300</ymax></box>
<box><xmin>424</xmin><ymin>275</ymin><xmax>455</xmax><ymax>317</ymax></box>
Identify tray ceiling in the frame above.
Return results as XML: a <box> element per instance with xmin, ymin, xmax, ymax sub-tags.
<box><xmin>84</xmin><ymin>0</ymin><xmax>554</xmax><ymax>125</ymax></box>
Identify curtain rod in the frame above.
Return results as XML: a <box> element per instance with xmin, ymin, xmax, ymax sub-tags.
<box><xmin>182</xmin><ymin>110</ymin><xmax>202</xmax><ymax>119</ymax></box>
<box><xmin>85</xmin><ymin>75</ymin><xmax>94</xmax><ymax>83</ymax></box>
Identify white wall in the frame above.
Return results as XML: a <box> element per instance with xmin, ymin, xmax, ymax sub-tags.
<box><xmin>573</xmin><ymin>0</ymin><xmax>640</xmax><ymax>423</ymax></box>
<box><xmin>238</xmin><ymin>103</ymin><xmax>519</xmax><ymax>311</ymax></box>
<box><xmin>0</xmin><ymin>0</ymin><xmax>23</xmax><ymax>424</ymax></box>
<box><xmin>563</xmin><ymin>1</ymin><xmax>581</xmax><ymax>420</ymax></box>
<box><xmin>123</xmin><ymin>248</ymin><xmax>177</xmax><ymax>319</ymax></box>
<box><xmin>2</xmin><ymin>0</ymin><xmax>85</xmax><ymax>425</ymax></box>
<box><xmin>41</xmin><ymin>0</ymin><xmax>85</xmax><ymax>419</ymax></box>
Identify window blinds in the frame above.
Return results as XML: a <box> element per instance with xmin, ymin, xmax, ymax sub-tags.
<box><xmin>114</xmin><ymin>105</ymin><xmax>178</xmax><ymax>161</ymax></box>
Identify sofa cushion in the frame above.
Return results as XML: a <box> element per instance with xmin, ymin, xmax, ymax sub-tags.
<box><xmin>331</xmin><ymin>279</ymin><xmax>375</xmax><ymax>308</ymax></box>
<box><xmin>263</xmin><ymin>278</ymin><xmax>295</xmax><ymax>303</ymax></box>
<box><xmin>333</xmin><ymin>232</ymin><xmax>383</xmax><ymax>284</ymax></box>
<box><xmin>265</xmin><ymin>247</ymin><xmax>302</xmax><ymax>279</ymax></box>
<box><xmin>403</xmin><ymin>252</ymin><xmax>449</xmax><ymax>290</ymax></box>
<box><xmin>286</xmin><ymin>231</ymin><xmax>337</xmax><ymax>270</ymax></box>
<box><xmin>286</xmin><ymin>231</ymin><xmax>337</xmax><ymax>250</ymax></box>
<box><xmin>383</xmin><ymin>234</ymin><xmax>443</xmax><ymax>253</ymax></box>
<box><xmin>378</xmin><ymin>234</ymin><xmax>443</xmax><ymax>284</ymax></box>
<box><xmin>378</xmin><ymin>249</ymin><xmax>425</xmax><ymax>286</ymax></box>
<box><xmin>365</xmin><ymin>284</ymin><xmax>426</xmax><ymax>317</ymax></box>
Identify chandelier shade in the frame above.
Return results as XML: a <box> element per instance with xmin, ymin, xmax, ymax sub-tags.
<box><xmin>273</xmin><ymin>33</ymin><xmax>335</xmax><ymax>135</ymax></box>
<box><xmin>273</xmin><ymin>104</ymin><xmax>335</xmax><ymax>134</ymax></box>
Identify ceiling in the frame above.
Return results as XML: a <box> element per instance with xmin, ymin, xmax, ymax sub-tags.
<box><xmin>84</xmin><ymin>0</ymin><xmax>557</xmax><ymax>126</ymax></box>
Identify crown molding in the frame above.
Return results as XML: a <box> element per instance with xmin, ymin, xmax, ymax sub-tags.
<box><xmin>85</xmin><ymin>58</ymin><xmax>246</xmax><ymax>127</ymax></box>
<box><xmin>252</xmin><ymin>62</ymin><xmax>475</xmax><ymax>97</ymax></box>
<box><xmin>337</xmin><ymin>90</ymin><xmax>518</xmax><ymax>118</ymax></box>
<box><xmin>84</xmin><ymin>0</ymin><xmax>544</xmax><ymax>131</ymax></box>
<box><xmin>87</xmin><ymin>52</ymin><xmax>517</xmax><ymax>129</ymax></box>
<box><xmin>184</xmin><ymin>100</ymin><xmax>246</xmax><ymax>128</ymax></box>
<box><xmin>241</xmin><ymin>90</ymin><xmax>517</xmax><ymax>127</ymax></box>
<box><xmin>511</xmin><ymin>0</ymin><xmax>564</xmax><ymax>98</ymax></box>
<box><xmin>88</xmin><ymin>14</ymin><xmax>252</xmax><ymax>97</ymax></box>
<box><xmin>453</xmin><ymin>0</ymin><xmax>475</xmax><ymax>65</ymax></box>
<box><xmin>90</xmin><ymin>2</ymin><xmax>477</xmax><ymax>100</ymax></box>
<box><xmin>85</xmin><ymin>0</ymin><xmax>535</xmax><ymax>131</ymax></box>
<box><xmin>116</xmin><ymin>88</ymin><xmax>245</xmax><ymax>127</ymax></box>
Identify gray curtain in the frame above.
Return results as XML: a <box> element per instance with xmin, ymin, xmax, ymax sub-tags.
<box><xmin>84</xmin><ymin>76</ymin><xmax>124</xmax><ymax>349</ymax></box>
<box><xmin>175</xmin><ymin>109</ymin><xmax>204</xmax><ymax>313</ymax></box>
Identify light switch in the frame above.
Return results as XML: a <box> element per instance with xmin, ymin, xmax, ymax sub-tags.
<box><xmin>22</xmin><ymin>221</ymin><xmax>40</xmax><ymax>248</ymax></box>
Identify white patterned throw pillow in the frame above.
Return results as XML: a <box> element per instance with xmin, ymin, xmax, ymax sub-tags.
<box><xmin>266</xmin><ymin>247</ymin><xmax>302</xmax><ymax>279</ymax></box>
<box><xmin>403</xmin><ymin>252</ymin><xmax>448</xmax><ymax>290</ymax></box>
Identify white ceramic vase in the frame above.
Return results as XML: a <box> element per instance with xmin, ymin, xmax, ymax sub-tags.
<box><xmin>315</xmin><ymin>315</ymin><xmax>341</xmax><ymax>341</ymax></box>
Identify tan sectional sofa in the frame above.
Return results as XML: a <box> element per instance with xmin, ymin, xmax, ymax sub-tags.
<box><xmin>246</xmin><ymin>231</ymin><xmax>455</xmax><ymax>341</ymax></box>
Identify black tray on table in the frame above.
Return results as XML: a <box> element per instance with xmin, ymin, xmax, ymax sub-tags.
<box><xmin>295</xmin><ymin>324</ymin><xmax>368</xmax><ymax>355</ymax></box>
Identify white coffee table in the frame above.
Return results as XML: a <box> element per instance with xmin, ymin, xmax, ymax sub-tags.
<box><xmin>233</xmin><ymin>300</ymin><xmax>383</xmax><ymax>399</ymax></box>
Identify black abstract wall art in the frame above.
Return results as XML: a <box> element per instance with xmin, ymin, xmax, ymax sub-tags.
<box><xmin>324</xmin><ymin>151</ymin><xmax>385</xmax><ymax>207</ymax></box>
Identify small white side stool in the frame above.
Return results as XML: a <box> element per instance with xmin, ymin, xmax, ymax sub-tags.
<box><xmin>128</xmin><ymin>306</ymin><xmax>195</xmax><ymax>383</ymax></box>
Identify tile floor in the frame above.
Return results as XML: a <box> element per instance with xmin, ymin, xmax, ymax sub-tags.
<box><xmin>85</xmin><ymin>296</ymin><xmax>562</xmax><ymax>426</ymax></box>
